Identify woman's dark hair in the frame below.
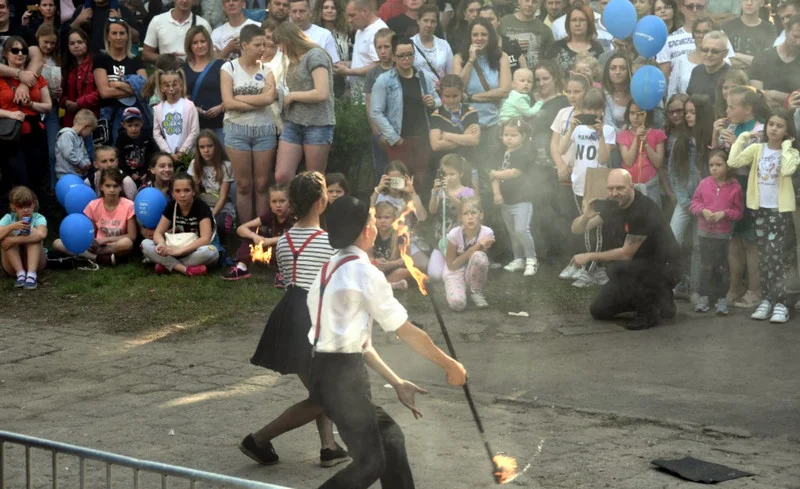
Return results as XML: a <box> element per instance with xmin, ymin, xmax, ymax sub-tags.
<box><xmin>173</xmin><ymin>172</ymin><xmax>198</xmax><ymax>195</ymax></box>
<box><xmin>672</xmin><ymin>94</ymin><xmax>714</xmax><ymax>184</ymax></box>
<box><xmin>418</xmin><ymin>3</ymin><xmax>440</xmax><ymax>20</ymax></box>
<box><xmin>653</xmin><ymin>0</ymin><xmax>683</xmax><ymax>33</ymax></box>
<box><xmin>565</xmin><ymin>5</ymin><xmax>596</xmax><ymax>41</ymax></box>
<box><xmin>729</xmin><ymin>85</ymin><xmax>771</xmax><ymax>123</ymax></box>
<box><xmin>763</xmin><ymin>108</ymin><xmax>800</xmax><ymax>150</ymax></box>
<box><xmin>624</xmin><ymin>100</ymin><xmax>655</xmax><ymax>128</ymax></box>
<box><xmin>458</xmin><ymin>18</ymin><xmax>501</xmax><ymax>72</ymax></box>
<box><xmin>240</xmin><ymin>24</ymin><xmax>266</xmax><ymax>44</ymax></box>
<box><xmin>601</xmin><ymin>52</ymin><xmax>631</xmax><ymax>95</ymax></box>
<box><xmin>533</xmin><ymin>59</ymin><xmax>566</xmax><ymax>94</ymax></box>
<box><xmin>289</xmin><ymin>171</ymin><xmax>326</xmax><ymax>219</ymax></box>
<box><xmin>439</xmin><ymin>73</ymin><xmax>465</xmax><ymax>93</ymax></box>
<box><xmin>448</xmin><ymin>0</ymin><xmax>482</xmax><ymax>42</ymax></box>
<box><xmin>664</xmin><ymin>93</ymin><xmax>689</xmax><ymax>135</ymax></box>
<box><xmin>325</xmin><ymin>172</ymin><xmax>349</xmax><ymax>194</ymax></box>
<box><xmin>312</xmin><ymin>0</ymin><xmax>348</xmax><ymax>34</ymax></box>
<box><xmin>61</xmin><ymin>28</ymin><xmax>91</xmax><ymax>93</ymax></box>
<box><xmin>2</xmin><ymin>36</ymin><xmax>28</xmax><ymax>56</ymax></box>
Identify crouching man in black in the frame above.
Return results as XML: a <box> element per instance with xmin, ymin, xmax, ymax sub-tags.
<box><xmin>571</xmin><ymin>169</ymin><xmax>681</xmax><ymax>330</ymax></box>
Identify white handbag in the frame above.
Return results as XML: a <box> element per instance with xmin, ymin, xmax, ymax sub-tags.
<box><xmin>165</xmin><ymin>202</ymin><xmax>198</xmax><ymax>248</ymax></box>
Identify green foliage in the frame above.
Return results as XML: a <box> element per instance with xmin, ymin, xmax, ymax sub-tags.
<box><xmin>329</xmin><ymin>98</ymin><xmax>375</xmax><ymax>198</ymax></box>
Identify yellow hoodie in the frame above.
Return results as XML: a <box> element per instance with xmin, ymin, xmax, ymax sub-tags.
<box><xmin>727</xmin><ymin>133</ymin><xmax>799</xmax><ymax>213</ymax></box>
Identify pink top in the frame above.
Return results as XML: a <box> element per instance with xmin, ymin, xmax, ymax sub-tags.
<box><xmin>690</xmin><ymin>176</ymin><xmax>744</xmax><ymax>236</ymax></box>
<box><xmin>84</xmin><ymin>198</ymin><xmax>135</xmax><ymax>239</ymax></box>
<box><xmin>617</xmin><ymin>128</ymin><xmax>668</xmax><ymax>184</ymax></box>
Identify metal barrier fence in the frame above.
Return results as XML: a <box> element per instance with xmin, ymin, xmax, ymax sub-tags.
<box><xmin>0</xmin><ymin>431</ymin><xmax>294</xmax><ymax>489</ymax></box>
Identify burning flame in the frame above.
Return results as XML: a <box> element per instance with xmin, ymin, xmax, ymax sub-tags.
<box><xmin>493</xmin><ymin>454</ymin><xmax>519</xmax><ymax>484</ymax></box>
<box><xmin>249</xmin><ymin>229</ymin><xmax>273</xmax><ymax>264</ymax></box>
<box><xmin>391</xmin><ymin>203</ymin><xmax>428</xmax><ymax>295</ymax></box>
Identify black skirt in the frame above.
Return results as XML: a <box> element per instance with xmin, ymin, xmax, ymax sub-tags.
<box><xmin>250</xmin><ymin>286</ymin><xmax>313</xmax><ymax>377</ymax></box>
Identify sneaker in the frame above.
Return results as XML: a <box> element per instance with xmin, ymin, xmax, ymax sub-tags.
<box><xmin>222</xmin><ymin>266</ymin><xmax>251</xmax><ymax>281</ymax></box>
<box><xmin>14</xmin><ymin>275</ymin><xmax>25</xmax><ymax>288</ymax></box>
<box><xmin>673</xmin><ymin>281</ymin><xmax>690</xmax><ymax>301</ymax></box>
<box><xmin>320</xmin><ymin>445</ymin><xmax>350</xmax><ymax>468</ymax></box>
<box><xmin>523</xmin><ymin>258</ymin><xmax>538</xmax><ymax>277</ymax></box>
<box><xmin>734</xmin><ymin>290</ymin><xmax>761</xmax><ymax>309</ymax></box>
<box><xmin>154</xmin><ymin>263</ymin><xmax>168</xmax><ymax>274</ymax></box>
<box><xmin>391</xmin><ymin>279</ymin><xmax>408</xmax><ymax>290</ymax></box>
<box><xmin>571</xmin><ymin>269</ymin><xmax>596</xmax><ymax>288</ymax></box>
<box><xmin>559</xmin><ymin>263</ymin><xmax>581</xmax><ymax>280</ymax></box>
<box><xmin>715</xmin><ymin>297</ymin><xmax>729</xmax><ymax>316</ymax></box>
<box><xmin>186</xmin><ymin>265</ymin><xmax>207</xmax><ymax>277</ymax></box>
<box><xmin>274</xmin><ymin>272</ymin><xmax>286</xmax><ymax>288</ymax></box>
<box><xmin>694</xmin><ymin>296</ymin><xmax>710</xmax><ymax>313</ymax></box>
<box><xmin>770</xmin><ymin>303</ymin><xmax>789</xmax><ymax>323</ymax></box>
<box><xmin>593</xmin><ymin>267</ymin><xmax>609</xmax><ymax>285</ymax></box>
<box><xmin>751</xmin><ymin>300</ymin><xmax>772</xmax><ymax>320</ymax></box>
<box><xmin>23</xmin><ymin>276</ymin><xmax>37</xmax><ymax>290</ymax></box>
<box><xmin>238</xmin><ymin>434</ymin><xmax>279</xmax><ymax>466</ymax></box>
<box><xmin>470</xmin><ymin>292</ymin><xmax>489</xmax><ymax>309</ymax></box>
<box><xmin>504</xmin><ymin>259</ymin><xmax>525</xmax><ymax>273</ymax></box>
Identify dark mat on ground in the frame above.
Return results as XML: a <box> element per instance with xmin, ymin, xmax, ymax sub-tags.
<box><xmin>651</xmin><ymin>456</ymin><xmax>755</xmax><ymax>483</ymax></box>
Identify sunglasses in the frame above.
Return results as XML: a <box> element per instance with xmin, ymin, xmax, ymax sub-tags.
<box><xmin>395</xmin><ymin>52</ymin><xmax>414</xmax><ymax>60</ymax></box>
<box><xmin>700</xmin><ymin>47</ymin><xmax>725</xmax><ymax>54</ymax></box>
<box><xmin>8</xmin><ymin>47</ymin><xmax>28</xmax><ymax>56</ymax></box>
<box><xmin>684</xmin><ymin>3</ymin><xmax>705</xmax><ymax>10</ymax></box>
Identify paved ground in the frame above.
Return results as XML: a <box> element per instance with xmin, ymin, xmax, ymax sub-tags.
<box><xmin>1</xmin><ymin>300</ymin><xmax>799</xmax><ymax>489</ymax></box>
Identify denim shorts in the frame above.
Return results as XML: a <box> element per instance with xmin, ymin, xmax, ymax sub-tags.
<box><xmin>224</xmin><ymin>122</ymin><xmax>277</xmax><ymax>152</ymax></box>
<box><xmin>280</xmin><ymin>122</ymin><xmax>334</xmax><ymax>146</ymax></box>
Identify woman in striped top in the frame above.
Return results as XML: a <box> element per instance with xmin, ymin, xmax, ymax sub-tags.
<box><xmin>242</xmin><ymin>171</ymin><xmax>349</xmax><ymax>468</ymax></box>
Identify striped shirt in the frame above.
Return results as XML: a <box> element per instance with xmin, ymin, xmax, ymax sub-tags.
<box><xmin>276</xmin><ymin>227</ymin><xmax>334</xmax><ymax>291</ymax></box>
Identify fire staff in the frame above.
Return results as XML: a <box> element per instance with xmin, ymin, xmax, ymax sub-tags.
<box><xmin>308</xmin><ymin>196</ymin><xmax>467</xmax><ymax>489</ymax></box>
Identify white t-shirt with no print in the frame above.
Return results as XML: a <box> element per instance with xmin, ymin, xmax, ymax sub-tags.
<box><xmin>550</xmin><ymin>106</ymin><xmax>575</xmax><ymax>169</ymax></box>
<box><xmin>350</xmin><ymin>17</ymin><xmax>389</xmax><ymax>89</ymax></box>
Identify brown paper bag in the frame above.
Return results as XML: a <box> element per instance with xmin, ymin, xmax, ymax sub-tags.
<box><xmin>583</xmin><ymin>167</ymin><xmax>611</xmax><ymax>211</ymax></box>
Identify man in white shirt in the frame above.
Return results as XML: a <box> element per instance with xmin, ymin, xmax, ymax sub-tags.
<box><xmin>143</xmin><ymin>0</ymin><xmax>212</xmax><ymax>62</ymax></box>
<box><xmin>212</xmin><ymin>0</ymin><xmax>261</xmax><ymax>60</ymax></box>
<box><xmin>308</xmin><ymin>196</ymin><xmax>466</xmax><ymax>489</ymax></box>
<box><xmin>289</xmin><ymin>0</ymin><xmax>341</xmax><ymax>62</ymax></box>
<box><xmin>336</xmin><ymin>0</ymin><xmax>388</xmax><ymax>95</ymax></box>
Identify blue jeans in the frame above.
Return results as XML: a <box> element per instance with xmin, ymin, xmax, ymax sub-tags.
<box><xmin>371</xmin><ymin>134</ymin><xmax>388</xmax><ymax>184</ymax></box>
<box><xmin>670</xmin><ymin>203</ymin><xmax>701</xmax><ymax>293</ymax></box>
<box><xmin>44</xmin><ymin>106</ymin><xmax>60</xmax><ymax>190</ymax></box>
<box><xmin>501</xmin><ymin>201</ymin><xmax>536</xmax><ymax>260</ymax></box>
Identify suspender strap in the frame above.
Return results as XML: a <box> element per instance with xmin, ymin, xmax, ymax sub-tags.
<box><xmin>312</xmin><ymin>255</ymin><xmax>360</xmax><ymax>352</ymax></box>
<box><xmin>284</xmin><ymin>229</ymin><xmax>325</xmax><ymax>283</ymax></box>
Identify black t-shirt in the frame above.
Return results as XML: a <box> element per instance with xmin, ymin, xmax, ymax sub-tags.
<box><xmin>163</xmin><ymin>199</ymin><xmax>214</xmax><ymax>235</ymax></box>
<box><xmin>387</xmin><ymin>13</ymin><xmax>419</xmax><ymax>37</ymax></box>
<box><xmin>749</xmin><ymin>47</ymin><xmax>800</xmax><ymax>93</ymax></box>
<box><xmin>257</xmin><ymin>208</ymin><xmax>294</xmax><ymax>239</ymax></box>
<box><xmin>183</xmin><ymin>59</ymin><xmax>224</xmax><ymax>129</ymax></box>
<box><xmin>428</xmin><ymin>103</ymin><xmax>480</xmax><ymax>161</ymax></box>
<box><xmin>116</xmin><ymin>131</ymin><xmax>157</xmax><ymax>181</ymax></box>
<box><xmin>530</xmin><ymin>94</ymin><xmax>568</xmax><ymax>166</ymax></box>
<box><xmin>723</xmin><ymin>17</ymin><xmax>776</xmax><ymax>56</ymax></box>
<box><xmin>501</xmin><ymin>35</ymin><xmax>523</xmax><ymax>73</ymax></box>
<box><xmin>0</xmin><ymin>23</ymin><xmax>23</xmax><ymax>48</ymax></box>
<box><xmin>686</xmin><ymin>63</ymin><xmax>730</xmax><ymax>104</ymax></box>
<box><xmin>600</xmin><ymin>190</ymin><xmax>680</xmax><ymax>266</ymax></box>
<box><xmin>70</xmin><ymin>4</ymin><xmax>139</xmax><ymax>57</ymax></box>
<box><xmin>93</xmin><ymin>52</ymin><xmax>144</xmax><ymax>105</ymax></box>
<box><xmin>374</xmin><ymin>233</ymin><xmax>393</xmax><ymax>261</ymax></box>
<box><xmin>399</xmin><ymin>72</ymin><xmax>427</xmax><ymax>138</ymax></box>
<box><xmin>499</xmin><ymin>147</ymin><xmax>530</xmax><ymax>204</ymax></box>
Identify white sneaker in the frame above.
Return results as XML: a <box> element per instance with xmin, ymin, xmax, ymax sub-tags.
<box><xmin>559</xmin><ymin>263</ymin><xmax>580</xmax><ymax>280</ymax></box>
<box><xmin>593</xmin><ymin>267</ymin><xmax>609</xmax><ymax>285</ymax></box>
<box><xmin>523</xmin><ymin>258</ymin><xmax>538</xmax><ymax>277</ymax></box>
<box><xmin>504</xmin><ymin>259</ymin><xmax>525</xmax><ymax>272</ymax></box>
<box><xmin>571</xmin><ymin>269</ymin><xmax>596</xmax><ymax>288</ymax></box>
<box><xmin>694</xmin><ymin>296</ymin><xmax>710</xmax><ymax>313</ymax></box>
<box><xmin>770</xmin><ymin>303</ymin><xmax>789</xmax><ymax>323</ymax></box>
<box><xmin>751</xmin><ymin>300</ymin><xmax>772</xmax><ymax>320</ymax></box>
<box><xmin>470</xmin><ymin>292</ymin><xmax>489</xmax><ymax>309</ymax></box>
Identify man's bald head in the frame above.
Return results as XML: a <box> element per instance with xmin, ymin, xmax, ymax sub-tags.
<box><xmin>607</xmin><ymin>169</ymin><xmax>635</xmax><ymax>208</ymax></box>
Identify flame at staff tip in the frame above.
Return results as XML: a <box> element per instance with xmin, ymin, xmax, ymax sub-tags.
<box><xmin>391</xmin><ymin>202</ymin><xmax>428</xmax><ymax>295</ymax></box>
<box><xmin>249</xmin><ymin>229</ymin><xmax>273</xmax><ymax>264</ymax></box>
<box><xmin>493</xmin><ymin>454</ymin><xmax>519</xmax><ymax>484</ymax></box>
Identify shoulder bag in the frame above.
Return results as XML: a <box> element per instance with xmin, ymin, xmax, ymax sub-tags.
<box><xmin>165</xmin><ymin>202</ymin><xmax>200</xmax><ymax>248</ymax></box>
<box><xmin>413</xmin><ymin>41</ymin><xmax>440</xmax><ymax>80</ymax></box>
<box><xmin>191</xmin><ymin>61</ymin><xmax>216</xmax><ymax>102</ymax></box>
<box><xmin>471</xmin><ymin>60</ymin><xmax>501</xmax><ymax>108</ymax></box>
<box><xmin>0</xmin><ymin>79</ymin><xmax>22</xmax><ymax>142</ymax></box>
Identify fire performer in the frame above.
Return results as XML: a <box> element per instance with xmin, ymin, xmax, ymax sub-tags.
<box><xmin>571</xmin><ymin>169</ymin><xmax>681</xmax><ymax>330</ymax></box>
<box><xmin>309</xmin><ymin>195</ymin><xmax>467</xmax><ymax>489</ymax></box>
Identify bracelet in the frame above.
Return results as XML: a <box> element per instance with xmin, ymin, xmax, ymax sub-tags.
<box><xmin>15</xmin><ymin>69</ymin><xmax>21</xmax><ymax>80</ymax></box>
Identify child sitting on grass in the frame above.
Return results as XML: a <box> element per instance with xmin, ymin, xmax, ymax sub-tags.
<box><xmin>0</xmin><ymin>186</ymin><xmax>47</xmax><ymax>289</ymax></box>
<box><xmin>373</xmin><ymin>201</ymin><xmax>410</xmax><ymax>290</ymax></box>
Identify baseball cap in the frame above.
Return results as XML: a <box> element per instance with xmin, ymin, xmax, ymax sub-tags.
<box><xmin>122</xmin><ymin>107</ymin><xmax>143</xmax><ymax>122</ymax></box>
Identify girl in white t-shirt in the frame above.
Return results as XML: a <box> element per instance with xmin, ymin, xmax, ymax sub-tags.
<box><xmin>444</xmin><ymin>197</ymin><xmax>495</xmax><ymax>311</ymax></box>
<box><xmin>557</xmin><ymin>88</ymin><xmax>616</xmax><ymax>286</ymax></box>
<box><xmin>152</xmin><ymin>69</ymin><xmax>200</xmax><ymax>165</ymax></box>
<box><xmin>188</xmin><ymin>129</ymin><xmax>236</xmax><ymax>238</ymax></box>
<box><xmin>728</xmin><ymin>109</ymin><xmax>800</xmax><ymax>324</ymax></box>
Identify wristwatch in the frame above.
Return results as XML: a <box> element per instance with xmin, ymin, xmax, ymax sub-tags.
<box><xmin>14</xmin><ymin>69</ymin><xmax>21</xmax><ymax>80</ymax></box>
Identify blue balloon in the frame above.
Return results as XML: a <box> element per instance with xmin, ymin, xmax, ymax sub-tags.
<box><xmin>59</xmin><ymin>213</ymin><xmax>95</xmax><ymax>255</ymax></box>
<box><xmin>64</xmin><ymin>184</ymin><xmax>96</xmax><ymax>215</ymax></box>
<box><xmin>602</xmin><ymin>0</ymin><xmax>638</xmax><ymax>39</ymax></box>
<box><xmin>134</xmin><ymin>187</ymin><xmax>168</xmax><ymax>229</ymax></box>
<box><xmin>631</xmin><ymin>65</ymin><xmax>667</xmax><ymax>111</ymax></box>
<box><xmin>633</xmin><ymin>15</ymin><xmax>668</xmax><ymax>58</ymax></box>
<box><xmin>55</xmin><ymin>175</ymin><xmax>86</xmax><ymax>207</ymax></box>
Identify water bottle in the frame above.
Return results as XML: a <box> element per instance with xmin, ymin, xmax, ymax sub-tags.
<box><xmin>20</xmin><ymin>217</ymin><xmax>31</xmax><ymax>236</ymax></box>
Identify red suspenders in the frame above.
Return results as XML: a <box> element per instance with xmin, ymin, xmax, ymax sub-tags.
<box><xmin>284</xmin><ymin>229</ymin><xmax>325</xmax><ymax>284</ymax></box>
<box><xmin>312</xmin><ymin>255</ymin><xmax>360</xmax><ymax>353</ymax></box>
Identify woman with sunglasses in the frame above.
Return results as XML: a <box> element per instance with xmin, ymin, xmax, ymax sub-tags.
<box><xmin>0</xmin><ymin>37</ymin><xmax>52</xmax><ymax>205</ymax></box>
<box><xmin>668</xmin><ymin>16</ymin><xmax>717</xmax><ymax>98</ymax></box>
<box><xmin>93</xmin><ymin>18</ymin><xmax>147</xmax><ymax>144</ymax></box>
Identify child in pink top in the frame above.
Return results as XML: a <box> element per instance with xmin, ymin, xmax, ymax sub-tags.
<box><xmin>618</xmin><ymin>101</ymin><xmax>667</xmax><ymax>207</ymax></box>
<box><xmin>689</xmin><ymin>150</ymin><xmax>744</xmax><ymax>314</ymax></box>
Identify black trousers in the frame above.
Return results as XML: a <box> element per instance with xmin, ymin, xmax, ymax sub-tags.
<box><xmin>590</xmin><ymin>259</ymin><xmax>674</xmax><ymax>319</ymax></box>
<box><xmin>698</xmin><ymin>236</ymin><xmax>730</xmax><ymax>303</ymax></box>
<box><xmin>310</xmin><ymin>353</ymin><xmax>415</xmax><ymax>489</ymax></box>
